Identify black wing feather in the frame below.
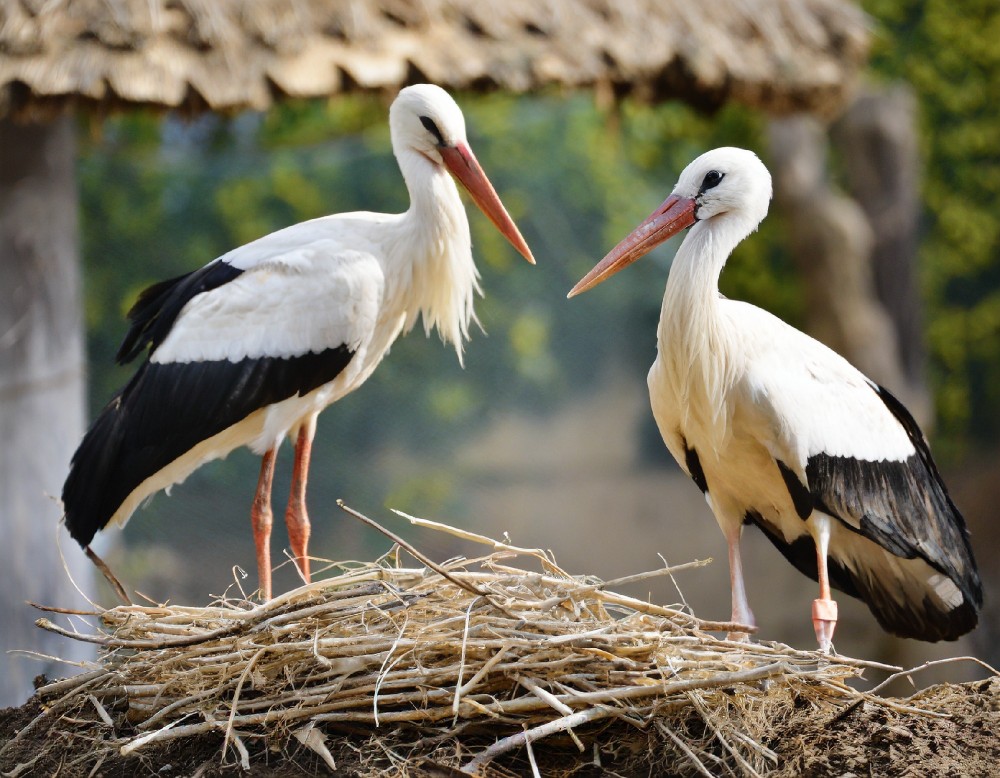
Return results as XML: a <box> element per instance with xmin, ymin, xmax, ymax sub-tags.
<box><xmin>747</xmin><ymin>511</ymin><xmax>862</xmax><ymax>599</ymax></box>
<box><xmin>806</xmin><ymin>384</ymin><xmax>981</xmax><ymax>606</ymax></box>
<box><xmin>748</xmin><ymin>510</ymin><xmax>976</xmax><ymax>640</ymax></box>
<box><xmin>116</xmin><ymin>261</ymin><xmax>244</xmax><ymax>364</ymax></box>
<box><xmin>765</xmin><ymin>382</ymin><xmax>982</xmax><ymax>641</ymax></box>
<box><xmin>62</xmin><ymin>346</ymin><xmax>354</xmax><ymax>547</ymax></box>
<box><xmin>682</xmin><ymin>440</ymin><xmax>708</xmax><ymax>494</ymax></box>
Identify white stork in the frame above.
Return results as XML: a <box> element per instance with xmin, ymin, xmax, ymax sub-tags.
<box><xmin>62</xmin><ymin>84</ymin><xmax>534</xmax><ymax>600</ymax></box>
<box><xmin>569</xmin><ymin>147</ymin><xmax>981</xmax><ymax>651</ymax></box>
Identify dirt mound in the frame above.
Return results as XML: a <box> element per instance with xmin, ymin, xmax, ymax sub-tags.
<box><xmin>2</xmin><ymin>677</ymin><xmax>998</xmax><ymax>776</ymax></box>
<box><xmin>768</xmin><ymin>677</ymin><xmax>1000</xmax><ymax>777</ymax></box>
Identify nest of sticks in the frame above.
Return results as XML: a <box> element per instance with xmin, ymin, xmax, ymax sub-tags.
<box><xmin>16</xmin><ymin>505</ymin><xmax>938</xmax><ymax>776</ymax></box>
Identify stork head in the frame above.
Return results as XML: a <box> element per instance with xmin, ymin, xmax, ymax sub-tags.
<box><xmin>568</xmin><ymin>147</ymin><xmax>772</xmax><ymax>297</ymax></box>
<box><xmin>390</xmin><ymin>84</ymin><xmax>535</xmax><ymax>264</ymax></box>
<box><xmin>390</xmin><ymin>84</ymin><xmax>469</xmax><ymax>159</ymax></box>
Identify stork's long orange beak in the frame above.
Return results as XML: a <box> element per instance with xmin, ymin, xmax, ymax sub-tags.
<box><xmin>440</xmin><ymin>142</ymin><xmax>535</xmax><ymax>265</ymax></box>
<box><xmin>567</xmin><ymin>194</ymin><xmax>697</xmax><ymax>297</ymax></box>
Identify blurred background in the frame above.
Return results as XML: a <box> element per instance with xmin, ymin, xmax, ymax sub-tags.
<box><xmin>2</xmin><ymin>0</ymin><xmax>999</xmax><ymax>705</ymax></box>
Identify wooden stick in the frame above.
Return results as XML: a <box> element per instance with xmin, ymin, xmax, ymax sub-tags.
<box><xmin>338</xmin><ymin>502</ymin><xmax>510</xmax><ymax>613</ymax></box>
<box><xmin>84</xmin><ymin>544</ymin><xmax>131</xmax><ymax>605</ymax></box>
<box><xmin>867</xmin><ymin>655</ymin><xmax>1000</xmax><ymax>696</ymax></box>
<box><xmin>460</xmin><ymin>707</ymin><xmax>615</xmax><ymax>773</ymax></box>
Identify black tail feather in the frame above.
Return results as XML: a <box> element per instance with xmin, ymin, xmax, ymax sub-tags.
<box><xmin>749</xmin><ymin>512</ymin><xmax>980</xmax><ymax>642</ymax></box>
<box><xmin>62</xmin><ymin>347</ymin><xmax>356</xmax><ymax>549</ymax></box>
<box><xmin>116</xmin><ymin>261</ymin><xmax>244</xmax><ymax>364</ymax></box>
<box><xmin>62</xmin><ymin>385</ymin><xmax>134</xmax><ymax>547</ymax></box>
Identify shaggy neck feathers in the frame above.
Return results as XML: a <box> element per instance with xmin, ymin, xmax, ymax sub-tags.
<box><xmin>657</xmin><ymin>212</ymin><xmax>756</xmax><ymax>447</ymax></box>
<box><xmin>385</xmin><ymin>147</ymin><xmax>481</xmax><ymax>363</ymax></box>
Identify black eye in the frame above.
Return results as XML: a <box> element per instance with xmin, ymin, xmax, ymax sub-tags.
<box><xmin>419</xmin><ymin>116</ymin><xmax>446</xmax><ymax>146</ymax></box>
<box><xmin>699</xmin><ymin>170</ymin><xmax>724</xmax><ymax>193</ymax></box>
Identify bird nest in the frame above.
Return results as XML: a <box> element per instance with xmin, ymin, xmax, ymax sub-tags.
<box><xmin>15</xmin><ymin>506</ymin><xmax>941</xmax><ymax>776</ymax></box>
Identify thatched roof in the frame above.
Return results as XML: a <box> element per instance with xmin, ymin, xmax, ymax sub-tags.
<box><xmin>0</xmin><ymin>0</ymin><xmax>868</xmax><ymax>121</ymax></box>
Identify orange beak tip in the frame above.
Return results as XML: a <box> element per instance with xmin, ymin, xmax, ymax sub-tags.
<box><xmin>569</xmin><ymin>194</ymin><xmax>696</xmax><ymax>298</ymax></box>
<box><xmin>442</xmin><ymin>142</ymin><xmax>535</xmax><ymax>268</ymax></box>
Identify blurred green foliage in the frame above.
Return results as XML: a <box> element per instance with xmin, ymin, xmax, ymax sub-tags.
<box><xmin>76</xmin><ymin>0</ymin><xmax>1000</xmax><ymax>542</ymax></box>
<box><xmin>864</xmin><ymin>0</ymin><xmax>1000</xmax><ymax>450</ymax></box>
<box><xmin>77</xmin><ymin>92</ymin><xmax>787</xmax><ymax>538</ymax></box>
<box><xmin>78</xmin><ymin>93</ymin><xmax>784</xmax><ymax>452</ymax></box>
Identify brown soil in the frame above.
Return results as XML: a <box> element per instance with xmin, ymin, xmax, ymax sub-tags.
<box><xmin>2</xmin><ymin>677</ymin><xmax>998</xmax><ymax>777</ymax></box>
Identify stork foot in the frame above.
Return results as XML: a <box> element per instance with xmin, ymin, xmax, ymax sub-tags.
<box><xmin>812</xmin><ymin>597</ymin><xmax>838</xmax><ymax>653</ymax></box>
<box><xmin>726</xmin><ymin>609</ymin><xmax>756</xmax><ymax>643</ymax></box>
<box><xmin>285</xmin><ymin>504</ymin><xmax>311</xmax><ymax>585</ymax></box>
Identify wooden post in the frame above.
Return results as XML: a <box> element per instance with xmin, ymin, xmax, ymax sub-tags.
<box><xmin>831</xmin><ymin>85</ymin><xmax>926</xmax><ymax>397</ymax></box>
<box><xmin>768</xmin><ymin>98</ymin><xmax>930</xmax><ymax>427</ymax></box>
<box><xmin>0</xmin><ymin>116</ymin><xmax>95</xmax><ymax>704</ymax></box>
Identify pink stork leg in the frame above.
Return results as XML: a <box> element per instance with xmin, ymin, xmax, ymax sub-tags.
<box><xmin>724</xmin><ymin>523</ymin><xmax>757</xmax><ymax>641</ymax></box>
<box><xmin>285</xmin><ymin>415</ymin><xmax>317</xmax><ymax>585</ymax></box>
<box><xmin>251</xmin><ymin>448</ymin><xmax>278</xmax><ymax>600</ymax></box>
<box><xmin>810</xmin><ymin>514</ymin><xmax>838</xmax><ymax>652</ymax></box>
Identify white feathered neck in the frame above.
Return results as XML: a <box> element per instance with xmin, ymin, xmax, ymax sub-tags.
<box><xmin>382</xmin><ymin>143</ymin><xmax>482</xmax><ymax>364</ymax></box>
<box><xmin>657</xmin><ymin>210</ymin><xmax>761</xmax><ymax>447</ymax></box>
